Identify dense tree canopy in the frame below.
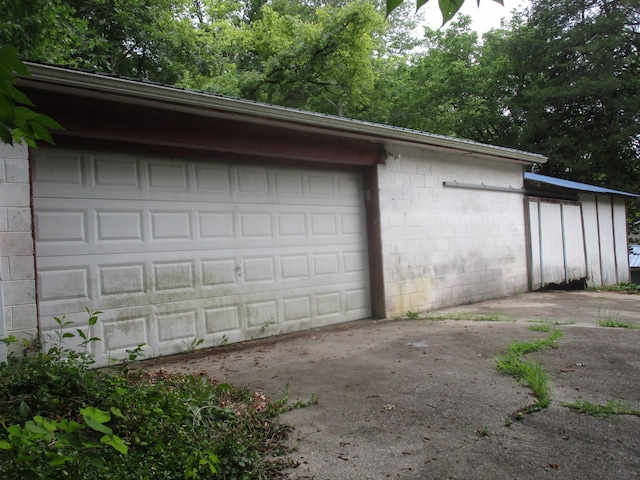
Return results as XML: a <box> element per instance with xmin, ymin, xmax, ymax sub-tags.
<box><xmin>510</xmin><ymin>0</ymin><xmax>640</xmax><ymax>193</ymax></box>
<box><xmin>1</xmin><ymin>0</ymin><xmax>639</xmax><ymax>224</ymax></box>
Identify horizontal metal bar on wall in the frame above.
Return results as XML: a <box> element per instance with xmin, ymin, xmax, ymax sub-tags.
<box><xmin>442</xmin><ymin>180</ymin><xmax>526</xmax><ymax>194</ymax></box>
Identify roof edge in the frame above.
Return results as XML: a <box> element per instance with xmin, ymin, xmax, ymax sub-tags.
<box><xmin>525</xmin><ymin>172</ymin><xmax>639</xmax><ymax>198</ymax></box>
<box><xmin>19</xmin><ymin>63</ymin><xmax>547</xmax><ymax>165</ymax></box>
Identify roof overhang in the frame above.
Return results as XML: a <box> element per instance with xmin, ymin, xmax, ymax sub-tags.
<box><xmin>525</xmin><ymin>172</ymin><xmax>639</xmax><ymax>199</ymax></box>
<box><xmin>18</xmin><ymin>63</ymin><xmax>547</xmax><ymax>167</ymax></box>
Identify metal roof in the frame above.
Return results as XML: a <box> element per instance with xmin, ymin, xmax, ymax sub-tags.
<box><xmin>630</xmin><ymin>245</ymin><xmax>640</xmax><ymax>268</ymax></box>
<box><xmin>18</xmin><ymin>62</ymin><xmax>547</xmax><ymax>166</ymax></box>
<box><xmin>524</xmin><ymin>172</ymin><xmax>639</xmax><ymax>198</ymax></box>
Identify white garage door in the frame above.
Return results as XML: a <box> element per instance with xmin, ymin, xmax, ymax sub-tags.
<box><xmin>33</xmin><ymin>148</ymin><xmax>370</xmax><ymax>365</ymax></box>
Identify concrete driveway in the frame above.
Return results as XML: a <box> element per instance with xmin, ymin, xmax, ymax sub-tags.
<box><xmin>151</xmin><ymin>290</ymin><xmax>640</xmax><ymax>479</ymax></box>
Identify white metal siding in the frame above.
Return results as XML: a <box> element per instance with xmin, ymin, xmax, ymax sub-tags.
<box><xmin>33</xmin><ymin>148</ymin><xmax>370</xmax><ymax>365</ymax></box>
<box><xmin>527</xmin><ymin>197</ymin><xmax>587</xmax><ymax>287</ymax></box>
<box><xmin>528</xmin><ymin>201</ymin><xmax>542</xmax><ymax>289</ymax></box>
<box><xmin>581</xmin><ymin>196</ymin><xmax>602</xmax><ymax>286</ymax></box>
<box><xmin>613</xmin><ymin>197</ymin><xmax>630</xmax><ymax>282</ymax></box>
<box><xmin>562</xmin><ymin>204</ymin><xmax>587</xmax><ymax>281</ymax></box>
<box><xmin>596</xmin><ymin>196</ymin><xmax>616</xmax><ymax>285</ymax></box>
<box><xmin>538</xmin><ymin>202</ymin><xmax>565</xmax><ymax>283</ymax></box>
<box><xmin>581</xmin><ymin>194</ymin><xmax>630</xmax><ymax>287</ymax></box>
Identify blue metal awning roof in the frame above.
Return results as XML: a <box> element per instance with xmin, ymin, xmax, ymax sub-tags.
<box><xmin>524</xmin><ymin>172</ymin><xmax>639</xmax><ymax>198</ymax></box>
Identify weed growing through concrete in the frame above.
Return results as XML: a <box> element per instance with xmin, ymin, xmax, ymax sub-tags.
<box><xmin>421</xmin><ymin>312</ymin><xmax>516</xmax><ymax>322</ymax></box>
<box><xmin>494</xmin><ymin>329</ymin><xmax>563</xmax><ymax>416</ymax></box>
<box><xmin>597</xmin><ymin>319</ymin><xmax>640</xmax><ymax>329</ymax></box>
<box><xmin>527</xmin><ymin>318</ymin><xmax>576</xmax><ymax>326</ymax></box>
<box><xmin>563</xmin><ymin>399</ymin><xmax>640</xmax><ymax>417</ymax></box>
<box><xmin>597</xmin><ymin>308</ymin><xmax>621</xmax><ymax>325</ymax></box>
<box><xmin>528</xmin><ymin>324</ymin><xmax>552</xmax><ymax>333</ymax></box>
<box><xmin>593</xmin><ymin>282</ymin><xmax>640</xmax><ymax>295</ymax></box>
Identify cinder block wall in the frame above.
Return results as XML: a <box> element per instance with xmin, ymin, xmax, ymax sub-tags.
<box><xmin>378</xmin><ymin>145</ymin><xmax>529</xmax><ymax>317</ymax></box>
<box><xmin>0</xmin><ymin>142</ymin><xmax>37</xmax><ymax>360</ymax></box>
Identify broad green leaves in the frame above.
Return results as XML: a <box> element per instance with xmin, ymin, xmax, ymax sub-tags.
<box><xmin>0</xmin><ymin>46</ymin><xmax>63</xmax><ymax>146</ymax></box>
<box><xmin>387</xmin><ymin>0</ymin><xmax>504</xmax><ymax>25</ymax></box>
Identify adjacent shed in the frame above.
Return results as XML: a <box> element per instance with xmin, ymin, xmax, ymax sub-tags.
<box><xmin>524</xmin><ymin>172</ymin><xmax>637</xmax><ymax>289</ymax></box>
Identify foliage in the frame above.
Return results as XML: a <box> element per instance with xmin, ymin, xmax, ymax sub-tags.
<box><xmin>0</xmin><ymin>0</ymin><xmax>86</xmax><ymax>64</ymax></box>
<box><xmin>494</xmin><ymin>329</ymin><xmax>563</xmax><ymax>413</ymax></box>
<box><xmin>2</xmin><ymin>0</ymin><xmax>639</xmax><ymax>222</ymax></box>
<box><xmin>597</xmin><ymin>319</ymin><xmax>640</xmax><ymax>330</ymax></box>
<box><xmin>0</xmin><ymin>46</ymin><xmax>63</xmax><ymax>146</ymax></box>
<box><xmin>384</xmin><ymin>0</ymin><xmax>504</xmax><ymax>25</ymax></box>
<box><xmin>230</xmin><ymin>1</ymin><xmax>384</xmax><ymax>116</ymax></box>
<box><xmin>563</xmin><ymin>399</ymin><xmax>640</xmax><ymax>417</ymax></box>
<box><xmin>508</xmin><ymin>0</ymin><xmax>640</xmax><ymax>198</ymax></box>
<box><xmin>0</xmin><ymin>313</ymin><xmax>296</xmax><ymax>479</ymax></box>
<box><xmin>595</xmin><ymin>282</ymin><xmax>640</xmax><ymax>295</ymax></box>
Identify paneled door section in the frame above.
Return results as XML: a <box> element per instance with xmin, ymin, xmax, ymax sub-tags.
<box><xmin>33</xmin><ymin>148</ymin><xmax>370</xmax><ymax>365</ymax></box>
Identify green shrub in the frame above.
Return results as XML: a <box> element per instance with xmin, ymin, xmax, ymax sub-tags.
<box><xmin>0</xmin><ymin>312</ymin><xmax>295</xmax><ymax>479</ymax></box>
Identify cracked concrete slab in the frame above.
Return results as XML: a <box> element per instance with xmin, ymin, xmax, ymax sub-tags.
<box><xmin>149</xmin><ymin>290</ymin><xmax>640</xmax><ymax>479</ymax></box>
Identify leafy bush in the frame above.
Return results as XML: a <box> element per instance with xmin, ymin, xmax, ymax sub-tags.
<box><xmin>0</xmin><ymin>313</ymin><xmax>295</xmax><ymax>479</ymax></box>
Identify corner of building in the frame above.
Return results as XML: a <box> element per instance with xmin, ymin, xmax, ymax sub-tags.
<box><xmin>0</xmin><ymin>141</ymin><xmax>38</xmax><ymax>361</ymax></box>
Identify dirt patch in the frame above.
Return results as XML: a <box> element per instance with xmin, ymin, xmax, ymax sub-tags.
<box><xmin>148</xmin><ymin>291</ymin><xmax>640</xmax><ymax>479</ymax></box>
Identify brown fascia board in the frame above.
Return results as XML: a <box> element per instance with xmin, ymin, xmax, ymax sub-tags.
<box><xmin>18</xmin><ymin>62</ymin><xmax>547</xmax><ymax>166</ymax></box>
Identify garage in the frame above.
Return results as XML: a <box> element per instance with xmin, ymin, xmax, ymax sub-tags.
<box><xmin>10</xmin><ymin>62</ymin><xmax>613</xmax><ymax>365</ymax></box>
<box><xmin>32</xmin><ymin>147</ymin><xmax>370</xmax><ymax>365</ymax></box>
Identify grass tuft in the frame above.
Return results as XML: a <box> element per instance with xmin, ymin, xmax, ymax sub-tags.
<box><xmin>529</xmin><ymin>324</ymin><xmax>552</xmax><ymax>332</ymax></box>
<box><xmin>563</xmin><ymin>399</ymin><xmax>640</xmax><ymax>417</ymax></box>
<box><xmin>527</xmin><ymin>318</ymin><xmax>576</xmax><ymax>326</ymax></box>
<box><xmin>421</xmin><ymin>311</ymin><xmax>516</xmax><ymax>322</ymax></box>
<box><xmin>494</xmin><ymin>329</ymin><xmax>563</xmax><ymax>418</ymax></box>
<box><xmin>597</xmin><ymin>319</ymin><xmax>640</xmax><ymax>329</ymax></box>
<box><xmin>593</xmin><ymin>282</ymin><xmax>640</xmax><ymax>295</ymax></box>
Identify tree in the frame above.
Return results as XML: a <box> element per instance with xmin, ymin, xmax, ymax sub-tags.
<box><xmin>0</xmin><ymin>0</ymin><xmax>85</xmax><ymax>65</ymax></box>
<box><xmin>356</xmin><ymin>16</ymin><xmax>522</xmax><ymax>146</ymax></box>
<box><xmin>181</xmin><ymin>1</ymin><xmax>385</xmax><ymax>117</ymax></box>
<box><xmin>507</xmin><ymin>0</ymin><xmax>640</xmax><ymax>194</ymax></box>
<box><xmin>0</xmin><ymin>46</ymin><xmax>63</xmax><ymax>146</ymax></box>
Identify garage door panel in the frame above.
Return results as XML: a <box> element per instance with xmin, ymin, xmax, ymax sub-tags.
<box><xmin>93</xmin><ymin>155</ymin><xmax>140</xmax><ymax>188</ymax></box>
<box><xmin>97</xmin><ymin>211</ymin><xmax>144</xmax><ymax>242</ymax></box>
<box><xmin>38</xmin><ymin>267</ymin><xmax>91</xmax><ymax>302</ymax></box>
<box><xmin>100</xmin><ymin>310</ymin><xmax>151</xmax><ymax>353</ymax></box>
<box><xmin>33</xmin><ymin>150</ymin><xmax>85</xmax><ymax>187</ymax></box>
<box><xmin>34</xmin><ymin>148</ymin><xmax>371</xmax><ymax>366</ymax></box>
<box><xmin>203</xmin><ymin>305</ymin><xmax>241</xmax><ymax>335</ymax></box>
<box><xmin>155</xmin><ymin>309</ymin><xmax>198</xmax><ymax>343</ymax></box>
<box><xmin>35</xmin><ymin>209</ymin><xmax>88</xmax><ymax>243</ymax></box>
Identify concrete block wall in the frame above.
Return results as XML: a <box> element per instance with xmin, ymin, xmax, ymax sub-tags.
<box><xmin>0</xmin><ymin>141</ymin><xmax>37</xmax><ymax>361</ymax></box>
<box><xmin>379</xmin><ymin>145</ymin><xmax>529</xmax><ymax>317</ymax></box>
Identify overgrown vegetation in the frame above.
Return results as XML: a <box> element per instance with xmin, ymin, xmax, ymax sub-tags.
<box><xmin>405</xmin><ymin>310</ymin><xmax>515</xmax><ymax>322</ymax></box>
<box><xmin>594</xmin><ymin>283</ymin><xmax>640</xmax><ymax>295</ymax></box>
<box><xmin>494</xmin><ymin>330</ymin><xmax>563</xmax><ymax>416</ymax></box>
<box><xmin>0</xmin><ymin>313</ymin><xmax>297</xmax><ymax>479</ymax></box>
<box><xmin>563</xmin><ymin>399</ymin><xmax>640</xmax><ymax>417</ymax></box>
<box><xmin>527</xmin><ymin>318</ymin><xmax>576</xmax><ymax>326</ymax></box>
<box><xmin>597</xmin><ymin>319</ymin><xmax>640</xmax><ymax>330</ymax></box>
<box><xmin>528</xmin><ymin>324</ymin><xmax>552</xmax><ymax>333</ymax></box>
